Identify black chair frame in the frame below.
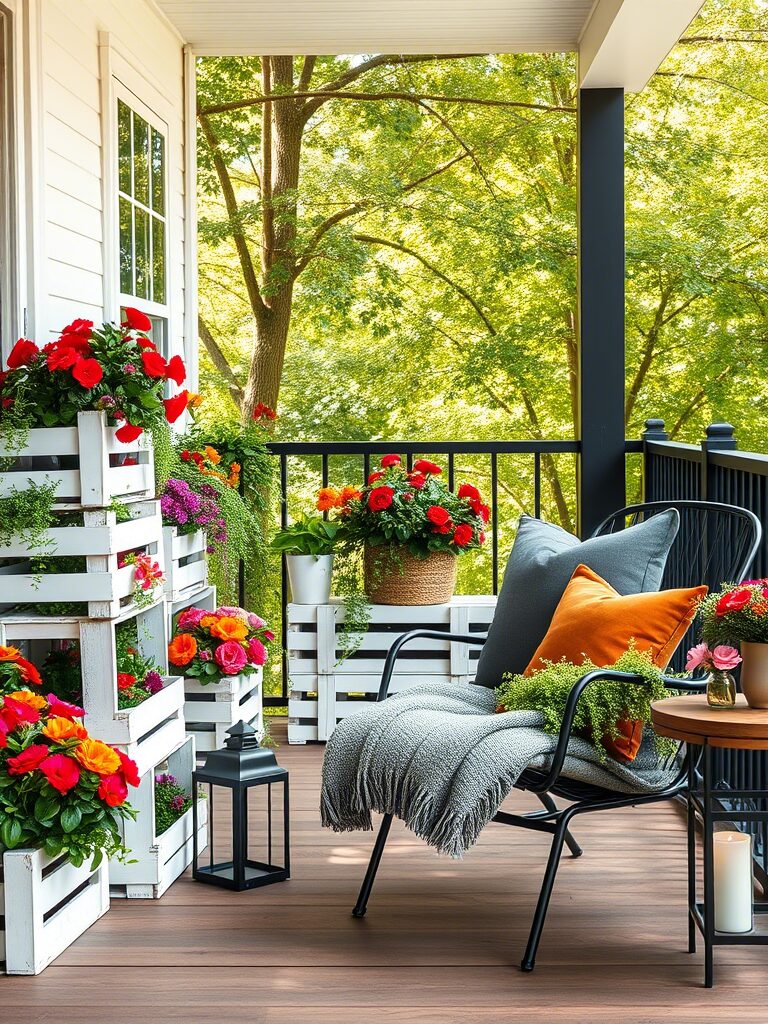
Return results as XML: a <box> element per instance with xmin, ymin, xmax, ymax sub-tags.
<box><xmin>350</xmin><ymin>500</ymin><xmax>762</xmax><ymax>971</ymax></box>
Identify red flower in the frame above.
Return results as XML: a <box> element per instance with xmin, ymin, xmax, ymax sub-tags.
<box><xmin>57</xmin><ymin>334</ymin><xmax>92</xmax><ymax>354</ymax></box>
<box><xmin>716</xmin><ymin>588</ymin><xmax>753</xmax><ymax>616</ymax></box>
<box><xmin>115</xmin><ymin>423</ymin><xmax>143</xmax><ymax>444</ymax></box>
<box><xmin>71</xmin><ymin>357</ymin><xmax>103</xmax><ymax>388</ymax></box>
<box><xmin>165</xmin><ymin>354</ymin><xmax>186</xmax><ymax>386</ymax></box>
<box><xmin>2</xmin><ymin>696</ymin><xmax>41</xmax><ymax>728</ymax></box>
<box><xmin>98</xmin><ymin>773</ymin><xmax>128</xmax><ymax>806</ymax></box>
<box><xmin>413</xmin><ymin>459</ymin><xmax>441</xmax><ymax>476</ymax></box>
<box><xmin>7</xmin><ymin>338</ymin><xmax>39</xmax><ymax>368</ymax></box>
<box><xmin>40</xmin><ymin>753</ymin><xmax>80</xmax><ymax>794</ymax></box>
<box><xmin>117</xmin><ymin>750</ymin><xmax>140</xmax><ymax>787</ymax></box>
<box><xmin>458</xmin><ymin>483</ymin><xmax>482</xmax><ymax>503</ymax></box>
<box><xmin>427</xmin><ymin>506</ymin><xmax>452</xmax><ymax>528</ymax></box>
<box><xmin>60</xmin><ymin>318</ymin><xmax>93</xmax><ymax>339</ymax></box>
<box><xmin>380</xmin><ymin>454</ymin><xmax>401</xmax><ymax>468</ymax></box>
<box><xmin>137</xmin><ymin>338</ymin><xmax>157</xmax><ymax>350</ymax></box>
<box><xmin>122</xmin><ymin>307</ymin><xmax>153</xmax><ymax>333</ymax></box>
<box><xmin>16</xmin><ymin>656</ymin><xmax>42</xmax><ymax>686</ymax></box>
<box><xmin>368</xmin><ymin>471</ymin><xmax>385</xmax><ymax>484</ymax></box>
<box><xmin>46</xmin><ymin>693</ymin><xmax>85</xmax><ymax>721</ymax></box>
<box><xmin>47</xmin><ymin>346</ymin><xmax>81</xmax><ymax>371</ymax></box>
<box><xmin>7</xmin><ymin>744</ymin><xmax>49</xmax><ymax>776</ymax></box>
<box><xmin>252</xmin><ymin>403</ymin><xmax>277</xmax><ymax>421</ymax></box>
<box><xmin>368</xmin><ymin>485</ymin><xmax>395</xmax><ymax>512</ymax></box>
<box><xmin>407</xmin><ymin>472</ymin><xmax>426</xmax><ymax>490</ymax></box>
<box><xmin>164</xmin><ymin>390</ymin><xmax>189</xmax><ymax>424</ymax></box>
<box><xmin>452</xmin><ymin>524</ymin><xmax>474</xmax><ymax>547</ymax></box>
<box><xmin>180</xmin><ymin>450</ymin><xmax>192</xmax><ymax>462</ymax></box>
<box><xmin>141</xmin><ymin>350</ymin><xmax>167</xmax><ymax>378</ymax></box>
<box><xmin>117</xmin><ymin>672</ymin><xmax>136</xmax><ymax>691</ymax></box>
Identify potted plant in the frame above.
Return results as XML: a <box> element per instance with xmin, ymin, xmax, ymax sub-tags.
<box><xmin>336</xmin><ymin>455</ymin><xmax>487</xmax><ymax>605</ymax></box>
<box><xmin>271</xmin><ymin>506</ymin><xmax>348</xmax><ymax>605</ymax></box>
<box><xmin>700</xmin><ymin>579</ymin><xmax>768</xmax><ymax>707</ymax></box>
<box><xmin>168</xmin><ymin>605</ymin><xmax>274</xmax><ymax>685</ymax></box>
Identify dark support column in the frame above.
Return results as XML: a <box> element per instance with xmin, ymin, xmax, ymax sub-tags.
<box><xmin>701</xmin><ymin>422</ymin><xmax>737</xmax><ymax>501</ymax></box>
<box><xmin>577</xmin><ymin>88</ymin><xmax>626</xmax><ymax>537</ymax></box>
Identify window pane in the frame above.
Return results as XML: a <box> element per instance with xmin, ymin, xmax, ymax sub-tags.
<box><xmin>119</xmin><ymin>196</ymin><xmax>133</xmax><ymax>295</ymax></box>
<box><xmin>133</xmin><ymin>112</ymin><xmax>149</xmax><ymax>207</ymax></box>
<box><xmin>151</xmin><ymin>216</ymin><xmax>165</xmax><ymax>304</ymax></box>
<box><xmin>134</xmin><ymin>207</ymin><xmax>150</xmax><ymax>299</ymax></box>
<box><xmin>151</xmin><ymin>127</ymin><xmax>165</xmax><ymax>215</ymax></box>
<box><xmin>118</xmin><ymin>100</ymin><xmax>132</xmax><ymax>195</ymax></box>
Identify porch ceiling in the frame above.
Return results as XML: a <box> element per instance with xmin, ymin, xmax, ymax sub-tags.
<box><xmin>154</xmin><ymin>0</ymin><xmax>704</xmax><ymax>90</ymax></box>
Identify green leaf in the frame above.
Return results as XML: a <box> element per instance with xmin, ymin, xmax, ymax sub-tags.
<box><xmin>60</xmin><ymin>805</ymin><xmax>83</xmax><ymax>833</ymax></box>
<box><xmin>1</xmin><ymin>818</ymin><xmax>23</xmax><ymax>848</ymax></box>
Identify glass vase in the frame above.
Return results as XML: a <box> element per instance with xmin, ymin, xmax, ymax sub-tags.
<box><xmin>706</xmin><ymin>669</ymin><xmax>737</xmax><ymax>709</ymax></box>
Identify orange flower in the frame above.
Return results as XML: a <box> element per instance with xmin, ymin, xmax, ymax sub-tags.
<box><xmin>187</xmin><ymin>392</ymin><xmax>203</xmax><ymax>408</ymax></box>
<box><xmin>74</xmin><ymin>738</ymin><xmax>121</xmax><ymax>776</ymax></box>
<box><xmin>168</xmin><ymin>633</ymin><xmax>198</xmax><ymax>666</ymax></box>
<box><xmin>340</xmin><ymin>486</ymin><xmax>363</xmax><ymax>505</ymax></box>
<box><xmin>0</xmin><ymin>646</ymin><xmax>21</xmax><ymax>662</ymax></box>
<box><xmin>16</xmin><ymin>657</ymin><xmax>42</xmax><ymax>686</ymax></box>
<box><xmin>204</xmin><ymin>445</ymin><xmax>221</xmax><ymax>465</ymax></box>
<box><xmin>43</xmin><ymin>716</ymin><xmax>89</xmax><ymax>742</ymax></box>
<box><xmin>316</xmin><ymin>487</ymin><xmax>341</xmax><ymax>512</ymax></box>
<box><xmin>210</xmin><ymin>616</ymin><xmax>249</xmax><ymax>642</ymax></box>
<box><xmin>200</xmin><ymin>614</ymin><xmax>218</xmax><ymax>629</ymax></box>
<box><xmin>8</xmin><ymin>690</ymin><xmax>47</xmax><ymax>711</ymax></box>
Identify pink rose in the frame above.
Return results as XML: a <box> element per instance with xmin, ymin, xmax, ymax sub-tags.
<box><xmin>247</xmin><ymin>612</ymin><xmax>265</xmax><ymax>629</ymax></box>
<box><xmin>247</xmin><ymin>638</ymin><xmax>267</xmax><ymax>666</ymax></box>
<box><xmin>686</xmin><ymin>643</ymin><xmax>711</xmax><ymax>672</ymax></box>
<box><xmin>214</xmin><ymin>640</ymin><xmax>248</xmax><ymax>675</ymax></box>
<box><xmin>178</xmin><ymin>607</ymin><xmax>209</xmax><ymax>630</ymax></box>
<box><xmin>712</xmin><ymin>645</ymin><xmax>742</xmax><ymax>671</ymax></box>
<box><xmin>263</xmin><ymin>630</ymin><xmax>275</xmax><ymax>643</ymax></box>
<box><xmin>216</xmin><ymin>606</ymin><xmax>250</xmax><ymax>623</ymax></box>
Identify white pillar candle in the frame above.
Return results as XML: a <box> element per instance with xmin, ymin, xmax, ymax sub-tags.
<box><xmin>713</xmin><ymin>830</ymin><xmax>753</xmax><ymax>934</ymax></box>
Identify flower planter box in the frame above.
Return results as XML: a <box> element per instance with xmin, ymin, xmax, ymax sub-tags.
<box><xmin>287</xmin><ymin>597</ymin><xmax>497</xmax><ymax>742</ymax></box>
<box><xmin>1</xmin><ymin>848</ymin><xmax>109</xmax><ymax>975</ymax></box>
<box><xmin>110</xmin><ymin>736</ymin><xmax>207</xmax><ymax>899</ymax></box>
<box><xmin>166</xmin><ymin>583</ymin><xmax>217</xmax><ymax>645</ymax></box>
<box><xmin>0</xmin><ymin>500</ymin><xmax>163</xmax><ymax>618</ymax></box>
<box><xmin>162</xmin><ymin>526</ymin><xmax>208</xmax><ymax>603</ymax></box>
<box><xmin>184</xmin><ymin>669</ymin><xmax>263</xmax><ymax>753</ymax></box>
<box><xmin>0</xmin><ymin>411</ymin><xmax>154</xmax><ymax>509</ymax></box>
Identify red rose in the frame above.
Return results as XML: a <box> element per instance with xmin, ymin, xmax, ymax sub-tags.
<box><xmin>368</xmin><ymin>471</ymin><xmax>385</xmax><ymax>484</ymax></box>
<box><xmin>58</xmin><ymin>334</ymin><xmax>92</xmax><ymax>354</ymax></box>
<box><xmin>380</xmin><ymin>454</ymin><xmax>401</xmax><ymax>468</ymax></box>
<box><xmin>469</xmin><ymin>498</ymin><xmax>490</xmax><ymax>523</ymax></box>
<box><xmin>141</xmin><ymin>350</ymin><xmax>167</xmax><ymax>378</ymax></box>
<box><xmin>115</xmin><ymin>423</ymin><xmax>143</xmax><ymax>443</ymax></box>
<box><xmin>716</xmin><ymin>588</ymin><xmax>753</xmax><ymax>616</ymax></box>
<box><xmin>7</xmin><ymin>338</ymin><xmax>39</xmax><ymax>368</ymax></box>
<box><xmin>40</xmin><ymin>753</ymin><xmax>80</xmax><ymax>794</ymax></box>
<box><xmin>368</xmin><ymin>485</ymin><xmax>395</xmax><ymax>512</ymax></box>
<box><xmin>60</xmin><ymin>318</ymin><xmax>93</xmax><ymax>338</ymax></box>
<box><xmin>47</xmin><ymin>346</ymin><xmax>81</xmax><ymax>371</ymax></box>
<box><xmin>427</xmin><ymin>506</ymin><xmax>451</xmax><ymax>527</ymax></box>
<box><xmin>122</xmin><ymin>307</ymin><xmax>153</xmax><ymax>333</ymax></box>
<box><xmin>7</xmin><ymin>744</ymin><xmax>49</xmax><ymax>776</ymax></box>
<box><xmin>165</xmin><ymin>354</ymin><xmax>186</xmax><ymax>386</ymax></box>
<box><xmin>164</xmin><ymin>390</ymin><xmax>189</xmax><ymax>424</ymax></box>
<box><xmin>117</xmin><ymin>672</ymin><xmax>136</xmax><ymax>691</ymax></box>
<box><xmin>458</xmin><ymin>483</ymin><xmax>482</xmax><ymax>503</ymax></box>
<box><xmin>72</xmin><ymin>357</ymin><xmax>103</xmax><ymax>388</ymax></box>
<box><xmin>407</xmin><ymin>472</ymin><xmax>426</xmax><ymax>490</ymax></box>
<box><xmin>452</xmin><ymin>524</ymin><xmax>474</xmax><ymax>547</ymax></box>
<box><xmin>117</xmin><ymin>750</ymin><xmax>140</xmax><ymax>787</ymax></box>
<box><xmin>137</xmin><ymin>338</ymin><xmax>157</xmax><ymax>350</ymax></box>
<box><xmin>413</xmin><ymin>459</ymin><xmax>441</xmax><ymax>476</ymax></box>
<box><xmin>2</xmin><ymin>696</ymin><xmax>41</xmax><ymax>728</ymax></box>
<box><xmin>46</xmin><ymin>693</ymin><xmax>85</xmax><ymax>720</ymax></box>
<box><xmin>98</xmin><ymin>772</ymin><xmax>128</xmax><ymax>807</ymax></box>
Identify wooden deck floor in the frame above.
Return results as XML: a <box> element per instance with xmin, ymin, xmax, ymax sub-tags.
<box><xmin>4</xmin><ymin>721</ymin><xmax>768</xmax><ymax>1022</ymax></box>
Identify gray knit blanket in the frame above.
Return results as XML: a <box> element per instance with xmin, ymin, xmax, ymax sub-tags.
<box><xmin>320</xmin><ymin>681</ymin><xmax>677</xmax><ymax>858</ymax></box>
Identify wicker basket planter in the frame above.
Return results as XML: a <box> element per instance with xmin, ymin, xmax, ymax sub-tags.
<box><xmin>363</xmin><ymin>545</ymin><xmax>457</xmax><ymax>605</ymax></box>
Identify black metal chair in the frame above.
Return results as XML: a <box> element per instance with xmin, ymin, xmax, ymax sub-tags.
<box><xmin>350</xmin><ymin>500</ymin><xmax>762</xmax><ymax>971</ymax></box>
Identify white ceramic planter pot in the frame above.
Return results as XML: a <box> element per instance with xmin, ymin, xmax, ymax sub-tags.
<box><xmin>286</xmin><ymin>553</ymin><xmax>333</xmax><ymax>604</ymax></box>
<box><xmin>739</xmin><ymin>642</ymin><xmax>768</xmax><ymax>708</ymax></box>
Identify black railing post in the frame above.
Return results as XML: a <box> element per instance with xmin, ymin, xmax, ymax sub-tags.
<box><xmin>701</xmin><ymin>423</ymin><xmax>737</xmax><ymax>501</ymax></box>
<box><xmin>641</xmin><ymin>418</ymin><xmax>668</xmax><ymax>503</ymax></box>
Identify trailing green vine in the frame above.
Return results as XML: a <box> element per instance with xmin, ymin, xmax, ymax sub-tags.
<box><xmin>0</xmin><ymin>480</ymin><xmax>58</xmax><ymax>554</ymax></box>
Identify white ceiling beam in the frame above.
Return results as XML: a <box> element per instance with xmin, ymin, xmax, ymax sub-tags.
<box><xmin>578</xmin><ymin>0</ymin><xmax>704</xmax><ymax>92</ymax></box>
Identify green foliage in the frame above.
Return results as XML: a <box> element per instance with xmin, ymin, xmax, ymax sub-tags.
<box><xmin>0</xmin><ymin>480</ymin><xmax>58</xmax><ymax>554</ymax></box>
<box><xmin>154</xmin><ymin>774</ymin><xmax>192</xmax><ymax>836</ymax></box>
<box><xmin>271</xmin><ymin>515</ymin><xmax>339</xmax><ymax>556</ymax></box>
<box><xmin>150</xmin><ymin>419</ymin><xmax>175</xmax><ymax>493</ymax></box>
<box><xmin>700</xmin><ymin>581</ymin><xmax>768</xmax><ymax>646</ymax></box>
<box><xmin>495</xmin><ymin>645</ymin><xmax>677</xmax><ymax>762</ymax></box>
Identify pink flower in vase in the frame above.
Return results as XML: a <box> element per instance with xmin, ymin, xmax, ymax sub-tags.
<box><xmin>686</xmin><ymin>643</ymin><xmax>711</xmax><ymax>672</ymax></box>
<box><xmin>711</xmin><ymin>645</ymin><xmax>742</xmax><ymax>671</ymax></box>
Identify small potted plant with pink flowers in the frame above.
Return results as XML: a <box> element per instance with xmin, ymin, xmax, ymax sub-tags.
<box><xmin>686</xmin><ymin>642</ymin><xmax>742</xmax><ymax>709</ymax></box>
<box><xmin>697</xmin><ymin>579</ymin><xmax>768</xmax><ymax>708</ymax></box>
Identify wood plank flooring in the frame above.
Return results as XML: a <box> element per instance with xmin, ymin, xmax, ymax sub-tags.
<box><xmin>3</xmin><ymin>721</ymin><xmax>768</xmax><ymax>1022</ymax></box>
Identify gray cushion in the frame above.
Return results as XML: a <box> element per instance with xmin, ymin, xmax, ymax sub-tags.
<box><xmin>473</xmin><ymin>510</ymin><xmax>680</xmax><ymax>688</ymax></box>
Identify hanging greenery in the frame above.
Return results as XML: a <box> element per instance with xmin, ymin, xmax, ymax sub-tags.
<box><xmin>0</xmin><ymin>480</ymin><xmax>58</xmax><ymax>555</ymax></box>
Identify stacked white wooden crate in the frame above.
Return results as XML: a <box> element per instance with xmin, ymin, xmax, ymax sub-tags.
<box><xmin>287</xmin><ymin>596</ymin><xmax>497</xmax><ymax>743</ymax></box>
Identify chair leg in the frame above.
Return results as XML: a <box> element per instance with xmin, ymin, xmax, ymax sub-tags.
<box><xmin>520</xmin><ymin>814</ymin><xmax>573</xmax><ymax>972</ymax></box>
<box><xmin>352</xmin><ymin>813</ymin><xmax>393</xmax><ymax>918</ymax></box>
<box><xmin>536</xmin><ymin>793</ymin><xmax>582</xmax><ymax>857</ymax></box>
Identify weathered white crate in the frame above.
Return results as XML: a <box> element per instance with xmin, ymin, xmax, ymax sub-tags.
<box><xmin>0</xmin><ymin>410</ymin><xmax>154</xmax><ymax>508</ymax></box>
<box><xmin>184</xmin><ymin>669</ymin><xmax>264</xmax><ymax>753</ymax></box>
<box><xmin>1</xmin><ymin>848</ymin><xmax>109</xmax><ymax>974</ymax></box>
<box><xmin>162</xmin><ymin>526</ymin><xmax>208</xmax><ymax>602</ymax></box>
<box><xmin>287</xmin><ymin>597</ymin><xmax>496</xmax><ymax>742</ymax></box>
<box><xmin>0</xmin><ymin>500</ymin><xmax>164</xmax><ymax>618</ymax></box>
<box><xmin>110</xmin><ymin>736</ymin><xmax>207</xmax><ymax>899</ymax></box>
<box><xmin>0</xmin><ymin>600</ymin><xmax>185</xmax><ymax>777</ymax></box>
<box><xmin>166</xmin><ymin>583</ymin><xmax>217</xmax><ymax>644</ymax></box>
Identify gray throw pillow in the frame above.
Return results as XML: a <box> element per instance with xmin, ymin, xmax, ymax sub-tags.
<box><xmin>473</xmin><ymin>510</ymin><xmax>680</xmax><ymax>688</ymax></box>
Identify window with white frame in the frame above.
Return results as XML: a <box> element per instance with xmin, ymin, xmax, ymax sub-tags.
<box><xmin>116</xmin><ymin>94</ymin><xmax>168</xmax><ymax>356</ymax></box>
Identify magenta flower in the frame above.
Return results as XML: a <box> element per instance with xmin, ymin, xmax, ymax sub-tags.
<box><xmin>143</xmin><ymin>670</ymin><xmax>164</xmax><ymax>695</ymax></box>
<box><xmin>214</xmin><ymin>640</ymin><xmax>248</xmax><ymax>675</ymax></box>
<box><xmin>247</xmin><ymin>638</ymin><xmax>267</xmax><ymax>666</ymax></box>
<box><xmin>178</xmin><ymin>606</ymin><xmax>209</xmax><ymax>630</ymax></box>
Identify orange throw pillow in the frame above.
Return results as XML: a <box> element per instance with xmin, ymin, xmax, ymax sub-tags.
<box><xmin>523</xmin><ymin>564</ymin><xmax>707</xmax><ymax>762</ymax></box>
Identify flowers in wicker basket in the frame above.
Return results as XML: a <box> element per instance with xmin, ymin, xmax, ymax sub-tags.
<box><xmin>168</xmin><ymin>606</ymin><xmax>274</xmax><ymax>685</ymax></box>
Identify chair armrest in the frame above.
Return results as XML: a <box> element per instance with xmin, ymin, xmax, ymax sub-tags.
<box><xmin>526</xmin><ymin>669</ymin><xmax>705</xmax><ymax>793</ymax></box>
<box><xmin>378</xmin><ymin>629</ymin><xmax>487</xmax><ymax>701</ymax></box>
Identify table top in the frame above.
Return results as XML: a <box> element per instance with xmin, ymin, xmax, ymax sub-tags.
<box><xmin>651</xmin><ymin>694</ymin><xmax>768</xmax><ymax>749</ymax></box>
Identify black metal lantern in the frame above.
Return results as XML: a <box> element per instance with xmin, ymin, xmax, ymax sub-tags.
<box><xmin>192</xmin><ymin>720</ymin><xmax>289</xmax><ymax>890</ymax></box>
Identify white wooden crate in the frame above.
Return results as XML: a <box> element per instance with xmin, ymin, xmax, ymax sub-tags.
<box><xmin>2</xmin><ymin>849</ymin><xmax>109</xmax><ymax>974</ymax></box>
<box><xmin>110</xmin><ymin>735</ymin><xmax>208</xmax><ymax>899</ymax></box>
<box><xmin>0</xmin><ymin>601</ymin><xmax>185</xmax><ymax>777</ymax></box>
<box><xmin>0</xmin><ymin>410</ymin><xmax>154</xmax><ymax>508</ymax></box>
<box><xmin>162</xmin><ymin>526</ymin><xmax>208</xmax><ymax>602</ymax></box>
<box><xmin>185</xmin><ymin>670</ymin><xmax>264</xmax><ymax>753</ymax></box>
<box><xmin>287</xmin><ymin>597</ymin><xmax>496</xmax><ymax>742</ymax></box>
<box><xmin>0</xmin><ymin>501</ymin><xmax>164</xmax><ymax>618</ymax></box>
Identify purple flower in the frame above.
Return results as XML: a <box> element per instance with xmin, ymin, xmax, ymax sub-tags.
<box><xmin>155</xmin><ymin>772</ymin><xmax>177</xmax><ymax>786</ymax></box>
<box><xmin>170</xmin><ymin>794</ymin><xmax>186</xmax><ymax>812</ymax></box>
<box><xmin>143</xmin><ymin>670</ymin><xmax>163</xmax><ymax>695</ymax></box>
<box><xmin>96</xmin><ymin>395</ymin><xmax>116</xmax><ymax>410</ymax></box>
<box><xmin>124</xmin><ymin>363</ymin><xmax>138</xmax><ymax>374</ymax></box>
<box><xmin>199</xmin><ymin>649</ymin><xmax>212</xmax><ymax>661</ymax></box>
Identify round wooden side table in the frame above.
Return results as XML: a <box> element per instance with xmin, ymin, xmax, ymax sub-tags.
<box><xmin>651</xmin><ymin>694</ymin><xmax>768</xmax><ymax>987</ymax></box>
